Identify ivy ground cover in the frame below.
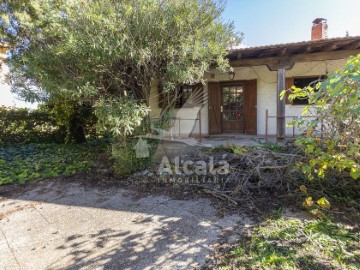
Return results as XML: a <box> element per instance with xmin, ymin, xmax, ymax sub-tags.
<box><xmin>0</xmin><ymin>142</ymin><xmax>108</xmax><ymax>185</ymax></box>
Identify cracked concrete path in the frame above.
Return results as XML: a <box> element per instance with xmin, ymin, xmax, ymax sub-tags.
<box><xmin>0</xmin><ymin>181</ymin><xmax>250</xmax><ymax>270</ymax></box>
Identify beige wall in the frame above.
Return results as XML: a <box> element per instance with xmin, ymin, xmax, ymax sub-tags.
<box><xmin>207</xmin><ymin>59</ymin><xmax>347</xmax><ymax>136</ymax></box>
<box><xmin>148</xmin><ymin>79</ymin><xmax>208</xmax><ymax>137</ymax></box>
<box><xmin>148</xmin><ymin>58</ymin><xmax>347</xmax><ymax>137</ymax></box>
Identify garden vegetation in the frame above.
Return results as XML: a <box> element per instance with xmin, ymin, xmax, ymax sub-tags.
<box><xmin>1</xmin><ymin>0</ymin><xmax>241</xmax><ymax>174</ymax></box>
<box><xmin>0</xmin><ymin>2</ymin><xmax>359</xmax><ymax>268</ymax></box>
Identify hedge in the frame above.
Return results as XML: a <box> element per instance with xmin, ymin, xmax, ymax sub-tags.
<box><xmin>0</xmin><ymin>106</ymin><xmax>66</xmax><ymax>144</ymax></box>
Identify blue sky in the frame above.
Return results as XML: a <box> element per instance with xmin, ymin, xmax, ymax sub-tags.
<box><xmin>222</xmin><ymin>0</ymin><xmax>360</xmax><ymax>46</ymax></box>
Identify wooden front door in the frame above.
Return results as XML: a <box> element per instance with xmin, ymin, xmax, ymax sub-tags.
<box><xmin>244</xmin><ymin>80</ymin><xmax>257</xmax><ymax>134</ymax></box>
<box><xmin>208</xmin><ymin>80</ymin><xmax>257</xmax><ymax>135</ymax></box>
<box><xmin>221</xmin><ymin>84</ymin><xmax>245</xmax><ymax>133</ymax></box>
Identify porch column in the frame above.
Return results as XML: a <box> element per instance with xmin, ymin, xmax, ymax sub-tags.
<box><xmin>277</xmin><ymin>68</ymin><xmax>286</xmax><ymax>141</ymax></box>
<box><xmin>267</xmin><ymin>59</ymin><xmax>295</xmax><ymax>142</ymax></box>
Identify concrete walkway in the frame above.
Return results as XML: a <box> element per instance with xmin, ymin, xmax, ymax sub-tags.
<box><xmin>153</xmin><ymin>135</ymin><xmax>262</xmax><ymax>162</ymax></box>
<box><xmin>0</xmin><ymin>181</ymin><xmax>250</xmax><ymax>270</ymax></box>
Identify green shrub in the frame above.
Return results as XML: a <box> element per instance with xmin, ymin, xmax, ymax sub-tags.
<box><xmin>0</xmin><ymin>106</ymin><xmax>66</xmax><ymax>144</ymax></box>
<box><xmin>95</xmin><ymin>97</ymin><xmax>150</xmax><ymax>137</ymax></box>
<box><xmin>44</xmin><ymin>101</ymin><xmax>99</xmax><ymax>143</ymax></box>
<box><xmin>282</xmin><ymin>54</ymin><xmax>360</xmax><ymax>180</ymax></box>
<box><xmin>111</xmin><ymin>138</ymin><xmax>158</xmax><ymax>175</ymax></box>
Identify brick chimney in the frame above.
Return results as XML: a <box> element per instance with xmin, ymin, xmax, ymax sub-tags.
<box><xmin>311</xmin><ymin>18</ymin><xmax>328</xmax><ymax>40</ymax></box>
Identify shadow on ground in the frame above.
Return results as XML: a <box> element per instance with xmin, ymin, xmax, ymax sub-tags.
<box><xmin>0</xmin><ymin>179</ymin><xmax>250</xmax><ymax>270</ymax></box>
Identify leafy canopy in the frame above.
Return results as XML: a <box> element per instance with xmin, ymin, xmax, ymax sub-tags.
<box><xmin>1</xmin><ymin>0</ymin><xmax>240</xmax><ymax>136</ymax></box>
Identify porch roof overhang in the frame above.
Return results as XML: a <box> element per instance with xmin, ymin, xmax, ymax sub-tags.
<box><xmin>228</xmin><ymin>36</ymin><xmax>360</xmax><ymax>141</ymax></box>
<box><xmin>227</xmin><ymin>36</ymin><xmax>360</xmax><ymax>70</ymax></box>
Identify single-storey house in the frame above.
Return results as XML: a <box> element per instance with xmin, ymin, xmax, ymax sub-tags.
<box><xmin>149</xmin><ymin>18</ymin><xmax>360</xmax><ymax>140</ymax></box>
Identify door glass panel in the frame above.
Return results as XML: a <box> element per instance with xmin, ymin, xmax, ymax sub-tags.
<box><xmin>222</xmin><ymin>85</ymin><xmax>244</xmax><ymax>120</ymax></box>
<box><xmin>225</xmin><ymin>87</ymin><xmax>229</xmax><ymax>110</ymax></box>
<box><xmin>229</xmin><ymin>87</ymin><xmax>235</xmax><ymax>110</ymax></box>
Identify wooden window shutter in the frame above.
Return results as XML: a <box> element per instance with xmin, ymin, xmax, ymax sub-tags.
<box><xmin>285</xmin><ymin>77</ymin><xmax>294</xmax><ymax>104</ymax></box>
<box><xmin>208</xmin><ymin>82</ymin><xmax>221</xmax><ymax>134</ymax></box>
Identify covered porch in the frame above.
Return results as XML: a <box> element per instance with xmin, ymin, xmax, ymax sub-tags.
<box><xmin>227</xmin><ymin>35</ymin><xmax>360</xmax><ymax>140</ymax></box>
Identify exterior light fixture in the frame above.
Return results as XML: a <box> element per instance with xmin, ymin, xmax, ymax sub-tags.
<box><xmin>228</xmin><ymin>71</ymin><xmax>235</xmax><ymax>80</ymax></box>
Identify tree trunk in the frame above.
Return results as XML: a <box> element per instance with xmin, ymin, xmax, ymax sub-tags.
<box><xmin>69</xmin><ymin>117</ymin><xmax>86</xmax><ymax>144</ymax></box>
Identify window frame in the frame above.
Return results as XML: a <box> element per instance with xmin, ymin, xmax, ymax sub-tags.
<box><xmin>158</xmin><ymin>83</ymin><xmax>203</xmax><ymax>109</ymax></box>
<box><xmin>285</xmin><ymin>75</ymin><xmax>326</xmax><ymax>106</ymax></box>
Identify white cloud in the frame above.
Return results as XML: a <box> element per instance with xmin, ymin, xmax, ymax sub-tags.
<box><xmin>231</xmin><ymin>43</ymin><xmax>249</xmax><ymax>49</ymax></box>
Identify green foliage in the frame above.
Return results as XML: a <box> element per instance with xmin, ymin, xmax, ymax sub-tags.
<box><xmin>0</xmin><ymin>141</ymin><xmax>109</xmax><ymax>185</ymax></box>
<box><xmin>325</xmin><ymin>187</ymin><xmax>360</xmax><ymax>209</ymax></box>
<box><xmin>42</xmin><ymin>101</ymin><xmax>99</xmax><ymax>143</ymax></box>
<box><xmin>1</xmin><ymin>0</ymin><xmax>240</xmax><ymax>138</ymax></box>
<box><xmin>111</xmin><ymin>138</ymin><xmax>157</xmax><ymax>175</ymax></box>
<box><xmin>285</xmin><ymin>55</ymin><xmax>360</xmax><ymax>180</ymax></box>
<box><xmin>225</xmin><ymin>217</ymin><xmax>360</xmax><ymax>269</ymax></box>
<box><xmin>95</xmin><ymin>97</ymin><xmax>149</xmax><ymax>137</ymax></box>
<box><xmin>257</xmin><ymin>142</ymin><xmax>288</xmax><ymax>153</ymax></box>
<box><xmin>151</xmin><ymin>110</ymin><xmax>176</xmax><ymax>130</ymax></box>
<box><xmin>300</xmin><ymin>184</ymin><xmax>331</xmax><ymax>218</ymax></box>
<box><xmin>0</xmin><ymin>104</ymin><xmax>99</xmax><ymax>144</ymax></box>
<box><xmin>209</xmin><ymin>144</ymin><xmax>247</xmax><ymax>155</ymax></box>
<box><xmin>0</xmin><ymin>106</ymin><xmax>66</xmax><ymax>144</ymax></box>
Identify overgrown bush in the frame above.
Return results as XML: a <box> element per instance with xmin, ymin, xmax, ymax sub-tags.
<box><xmin>0</xmin><ymin>106</ymin><xmax>66</xmax><ymax>144</ymax></box>
<box><xmin>111</xmin><ymin>138</ymin><xmax>158</xmax><ymax>175</ymax></box>
<box><xmin>44</xmin><ymin>101</ymin><xmax>99</xmax><ymax>144</ymax></box>
<box><xmin>94</xmin><ymin>97</ymin><xmax>156</xmax><ymax>175</ymax></box>
<box><xmin>95</xmin><ymin>97</ymin><xmax>150</xmax><ymax>137</ymax></box>
<box><xmin>283</xmin><ymin>54</ymin><xmax>360</xmax><ymax>181</ymax></box>
<box><xmin>0</xmin><ymin>104</ymin><xmax>101</xmax><ymax>144</ymax></box>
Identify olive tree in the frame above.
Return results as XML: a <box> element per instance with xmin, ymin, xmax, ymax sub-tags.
<box><xmin>1</xmin><ymin>0</ymin><xmax>240</xmax><ymax>138</ymax></box>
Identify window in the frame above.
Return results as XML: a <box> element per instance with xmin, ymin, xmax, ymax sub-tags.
<box><xmin>286</xmin><ymin>76</ymin><xmax>325</xmax><ymax>105</ymax></box>
<box><xmin>159</xmin><ymin>83</ymin><xmax>203</xmax><ymax>108</ymax></box>
<box><xmin>175</xmin><ymin>85</ymin><xmax>193</xmax><ymax>108</ymax></box>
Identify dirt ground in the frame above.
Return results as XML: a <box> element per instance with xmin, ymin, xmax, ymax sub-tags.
<box><xmin>0</xmin><ymin>174</ymin><xmax>255</xmax><ymax>270</ymax></box>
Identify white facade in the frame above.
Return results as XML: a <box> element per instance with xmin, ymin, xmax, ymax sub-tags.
<box><xmin>149</xmin><ymin>58</ymin><xmax>348</xmax><ymax>137</ymax></box>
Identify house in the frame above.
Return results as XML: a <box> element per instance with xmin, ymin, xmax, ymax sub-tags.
<box><xmin>148</xmin><ymin>19</ymin><xmax>360</xmax><ymax>140</ymax></box>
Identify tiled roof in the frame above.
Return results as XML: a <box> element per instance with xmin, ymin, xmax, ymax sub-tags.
<box><xmin>227</xmin><ymin>36</ymin><xmax>360</xmax><ymax>60</ymax></box>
